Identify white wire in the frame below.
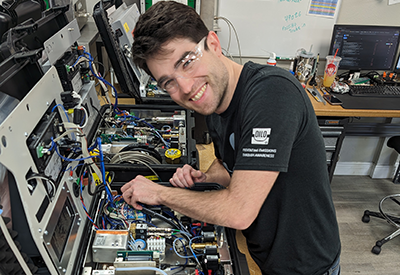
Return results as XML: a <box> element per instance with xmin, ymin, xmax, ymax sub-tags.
<box><xmin>221</xmin><ymin>47</ymin><xmax>235</xmax><ymax>61</ymax></box>
<box><xmin>26</xmin><ymin>175</ymin><xmax>56</xmax><ymax>199</ymax></box>
<box><xmin>215</xmin><ymin>16</ymin><xmax>243</xmax><ymax>65</ymax></box>
<box><xmin>109</xmin><ymin>151</ymin><xmax>162</xmax><ymax>179</ymax></box>
<box><xmin>79</xmin><ymin>106</ymin><xmax>89</xmax><ymax>129</ymax></box>
<box><xmin>109</xmin><ymin>151</ymin><xmax>161</xmax><ymax>165</ymax></box>
<box><xmin>71</xmin><ymin>91</ymin><xmax>83</xmax><ymax>107</ymax></box>
<box><xmin>75</xmin><ymin>55</ymin><xmax>109</xmax><ymax>93</ymax></box>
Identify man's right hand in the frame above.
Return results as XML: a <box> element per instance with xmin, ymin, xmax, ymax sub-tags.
<box><xmin>169</xmin><ymin>164</ymin><xmax>206</xmax><ymax>188</ymax></box>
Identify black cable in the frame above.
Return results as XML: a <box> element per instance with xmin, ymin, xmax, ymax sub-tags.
<box><xmin>140</xmin><ymin>205</ymin><xmax>187</xmax><ymax>234</ymax></box>
<box><xmin>91</xmin><ymin>103</ymin><xmax>107</xmax><ymax>128</ymax></box>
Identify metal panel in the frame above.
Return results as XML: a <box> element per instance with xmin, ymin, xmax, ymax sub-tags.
<box><xmin>0</xmin><ymin>66</ymin><xmax>95</xmax><ymax>275</ymax></box>
<box><xmin>44</xmin><ymin>19</ymin><xmax>81</xmax><ymax>65</ymax></box>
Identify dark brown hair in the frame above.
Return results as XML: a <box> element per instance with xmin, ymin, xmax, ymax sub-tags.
<box><xmin>131</xmin><ymin>1</ymin><xmax>209</xmax><ymax>76</ymax></box>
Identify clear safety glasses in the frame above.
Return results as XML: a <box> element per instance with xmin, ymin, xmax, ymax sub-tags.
<box><xmin>157</xmin><ymin>36</ymin><xmax>207</xmax><ymax>94</ymax></box>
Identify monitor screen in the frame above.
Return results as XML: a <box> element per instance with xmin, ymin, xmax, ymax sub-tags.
<box><xmin>328</xmin><ymin>25</ymin><xmax>400</xmax><ymax>71</ymax></box>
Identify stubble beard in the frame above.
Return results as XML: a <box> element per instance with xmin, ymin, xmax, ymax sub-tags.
<box><xmin>198</xmin><ymin>65</ymin><xmax>230</xmax><ymax>116</ymax></box>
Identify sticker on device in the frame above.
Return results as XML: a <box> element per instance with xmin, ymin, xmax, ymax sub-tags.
<box><xmin>251</xmin><ymin>128</ymin><xmax>271</xmax><ymax>145</ymax></box>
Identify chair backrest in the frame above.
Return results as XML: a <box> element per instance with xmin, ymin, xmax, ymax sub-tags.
<box><xmin>387</xmin><ymin>136</ymin><xmax>400</xmax><ymax>154</ymax></box>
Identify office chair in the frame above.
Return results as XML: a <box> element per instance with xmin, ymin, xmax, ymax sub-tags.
<box><xmin>361</xmin><ymin>136</ymin><xmax>400</xmax><ymax>255</ymax></box>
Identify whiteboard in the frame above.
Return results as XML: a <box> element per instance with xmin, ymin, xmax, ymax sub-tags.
<box><xmin>217</xmin><ymin>0</ymin><xmax>342</xmax><ymax>59</ymax></box>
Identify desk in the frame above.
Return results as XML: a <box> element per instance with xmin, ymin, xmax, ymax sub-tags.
<box><xmin>306</xmin><ymin>86</ymin><xmax>400</xmax><ymax>181</ymax></box>
<box><xmin>306</xmin><ymin>87</ymin><xmax>400</xmax><ymax>118</ymax></box>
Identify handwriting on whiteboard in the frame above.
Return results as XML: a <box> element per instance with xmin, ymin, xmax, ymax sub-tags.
<box><xmin>282</xmin><ymin>11</ymin><xmax>305</xmax><ymax>33</ymax></box>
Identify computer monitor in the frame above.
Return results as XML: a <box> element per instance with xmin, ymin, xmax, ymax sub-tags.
<box><xmin>328</xmin><ymin>25</ymin><xmax>400</xmax><ymax>72</ymax></box>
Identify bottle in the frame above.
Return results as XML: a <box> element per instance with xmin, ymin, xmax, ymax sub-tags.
<box><xmin>267</xmin><ymin>52</ymin><xmax>276</xmax><ymax>66</ymax></box>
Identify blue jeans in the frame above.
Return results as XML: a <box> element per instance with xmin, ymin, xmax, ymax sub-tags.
<box><xmin>322</xmin><ymin>256</ymin><xmax>340</xmax><ymax>275</ymax></box>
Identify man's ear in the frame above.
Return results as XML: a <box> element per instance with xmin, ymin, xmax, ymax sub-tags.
<box><xmin>206</xmin><ymin>31</ymin><xmax>223</xmax><ymax>57</ymax></box>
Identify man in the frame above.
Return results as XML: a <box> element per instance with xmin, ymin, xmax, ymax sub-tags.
<box><xmin>121</xmin><ymin>1</ymin><xmax>341</xmax><ymax>274</ymax></box>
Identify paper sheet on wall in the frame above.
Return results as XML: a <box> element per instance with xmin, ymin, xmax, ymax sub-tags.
<box><xmin>388</xmin><ymin>0</ymin><xmax>400</xmax><ymax>5</ymax></box>
<box><xmin>307</xmin><ymin>0</ymin><xmax>340</xmax><ymax>18</ymax></box>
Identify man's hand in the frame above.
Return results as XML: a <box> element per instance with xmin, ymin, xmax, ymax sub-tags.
<box><xmin>170</xmin><ymin>164</ymin><xmax>206</xmax><ymax>188</ymax></box>
<box><xmin>121</xmin><ymin>175</ymin><xmax>163</xmax><ymax>210</ymax></box>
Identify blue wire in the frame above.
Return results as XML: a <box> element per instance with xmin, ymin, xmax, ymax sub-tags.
<box><xmin>97</xmin><ymin>137</ymin><xmax>115</xmax><ymax>206</ymax></box>
<box><xmin>189</xmin><ymin>236</ymin><xmax>204</xmax><ymax>264</ymax></box>
<box><xmin>51</xmin><ymin>104</ymin><xmax>70</xmax><ymax>122</ymax></box>
<box><xmin>51</xmin><ymin>138</ymin><xmax>94</xmax><ymax>162</ymax></box>
<box><xmin>83</xmin><ymin>49</ymin><xmax>121</xmax><ymax>113</ymax></box>
<box><xmin>88</xmin><ymin>138</ymin><xmax>99</xmax><ymax>152</ymax></box>
<box><xmin>171</xmin><ymin>238</ymin><xmax>188</xmax><ymax>272</ymax></box>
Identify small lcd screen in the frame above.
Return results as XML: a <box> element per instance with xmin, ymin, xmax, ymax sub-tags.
<box><xmin>50</xmin><ymin>198</ymin><xmax>75</xmax><ymax>261</ymax></box>
<box><xmin>328</xmin><ymin>25</ymin><xmax>400</xmax><ymax>71</ymax></box>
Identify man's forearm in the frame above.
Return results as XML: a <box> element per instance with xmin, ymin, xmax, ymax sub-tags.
<box><xmin>204</xmin><ymin>159</ymin><xmax>231</xmax><ymax>187</ymax></box>
<box><xmin>158</xmin><ymin>168</ymin><xmax>277</xmax><ymax>230</ymax></box>
<box><xmin>158</xmin><ymin>185</ymin><xmax>236</xmax><ymax>228</ymax></box>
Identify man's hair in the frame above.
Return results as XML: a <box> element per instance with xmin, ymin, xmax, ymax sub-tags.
<box><xmin>131</xmin><ymin>1</ymin><xmax>209</xmax><ymax>77</ymax></box>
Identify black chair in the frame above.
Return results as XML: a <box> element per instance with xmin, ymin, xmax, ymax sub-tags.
<box><xmin>361</xmin><ymin>136</ymin><xmax>400</xmax><ymax>255</ymax></box>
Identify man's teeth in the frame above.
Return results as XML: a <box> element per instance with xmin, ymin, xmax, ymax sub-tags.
<box><xmin>191</xmin><ymin>84</ymin><xmax>207</xmax><ymax>101</ymax></box>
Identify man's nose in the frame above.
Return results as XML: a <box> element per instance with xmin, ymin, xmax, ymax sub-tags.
<box><xmin>175</xmin><ymin>76</ymin><xmax>194</xmax><ymax>94</ymax></box>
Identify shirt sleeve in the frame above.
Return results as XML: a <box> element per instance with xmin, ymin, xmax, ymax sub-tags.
<box><xmin>234</xmin><ymin>74</ymin><xmax>309</xmax><ymax>172</ymax></box>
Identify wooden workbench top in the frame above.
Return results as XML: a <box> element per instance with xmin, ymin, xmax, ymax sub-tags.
<box><xmin>306</xmin><ymin>86</ymin><xmax>400</xmax><ymax>118</ymax></box>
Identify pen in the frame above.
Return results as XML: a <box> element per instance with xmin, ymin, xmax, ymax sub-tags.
<box><xmin>312</xmin><ymin>85</ymin><xmax>326</xmax><ymax>105</ymax></box>
<box><xmin>307</xmin><ymin>87</ymin><xmax>321</xmax><ymax>102</ymax></box>
<box><xmin>276</xmin><ymin>57</ymin><xmax>294</xmax><ymax>60</ymax></box>
<box><xmin>311</xmin><ymin>53</ymin><xmax>320</xmax><ymax>76</ymax></box>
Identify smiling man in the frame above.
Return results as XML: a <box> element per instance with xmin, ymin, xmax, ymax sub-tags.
<box><xmin>121</xmin><ymin>1</ymin><xmax>341</xmax><ymax>274</ymax></box>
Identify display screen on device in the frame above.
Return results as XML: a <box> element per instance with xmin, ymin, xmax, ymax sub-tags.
<box><xmin>328</xmin><ymin>25</ymin><xmax>400</xmax><ymax>71</ymax></box>
<box><xmin>323</xmin><ymin>94</ymin><xmax>342</xmax><ymax>105</ymax></box>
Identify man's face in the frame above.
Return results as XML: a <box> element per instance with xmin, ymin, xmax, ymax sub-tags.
<box><xmin>147</xmin><ymin>35</ymin><xmax>229</xmax><ymax>115</ymax></box>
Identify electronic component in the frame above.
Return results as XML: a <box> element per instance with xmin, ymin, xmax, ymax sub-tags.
<box><xmin>92</xmin><ymin>230</ymin><xmax>129</xmax><ymax>263</ymax></box>
<box><xmin>94</xmin><ymin>107</ymin><xmax>194</xmax><ymax>167</ymax></box>
<box><xmin>89</xmin><ymin>194</ymin><xmax>234</xmax><ymax>275</ymax></box>
<box><xmin>26</xmin><ymin>102</ymin><xmax>65</xmax><ymax>183</ymax></box>
<box><xmin>55</xmin><ymin>50</ymin><xmax>83</xmax><ymax>94</ymax></box>
<box><xmin>165</xmin><ymin>148</ymin><xmax>182</xmax><ymax>164</ymax></box>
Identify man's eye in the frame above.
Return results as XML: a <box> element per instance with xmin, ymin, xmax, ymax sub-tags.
<box><xmin>163</xmin><ymin>79</ymin><xmax>174</xmax><ymax>89</ymax></box>
<box><xmin>182</xmin><ymin>56</ymin><xmax>196</xmax><ymax>70</ymax></box>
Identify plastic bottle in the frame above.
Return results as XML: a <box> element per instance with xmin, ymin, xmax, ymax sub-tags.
<box><xmin>267</xmin><ymin>52</ymin><xmax>276</xmax><ymax>66</ymax></box>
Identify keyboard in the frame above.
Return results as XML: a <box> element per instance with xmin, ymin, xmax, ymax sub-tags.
<box><xmin>349</xmin><ymin>85</ymin><xmax>400</xmax><ymax>97</ymax></box>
